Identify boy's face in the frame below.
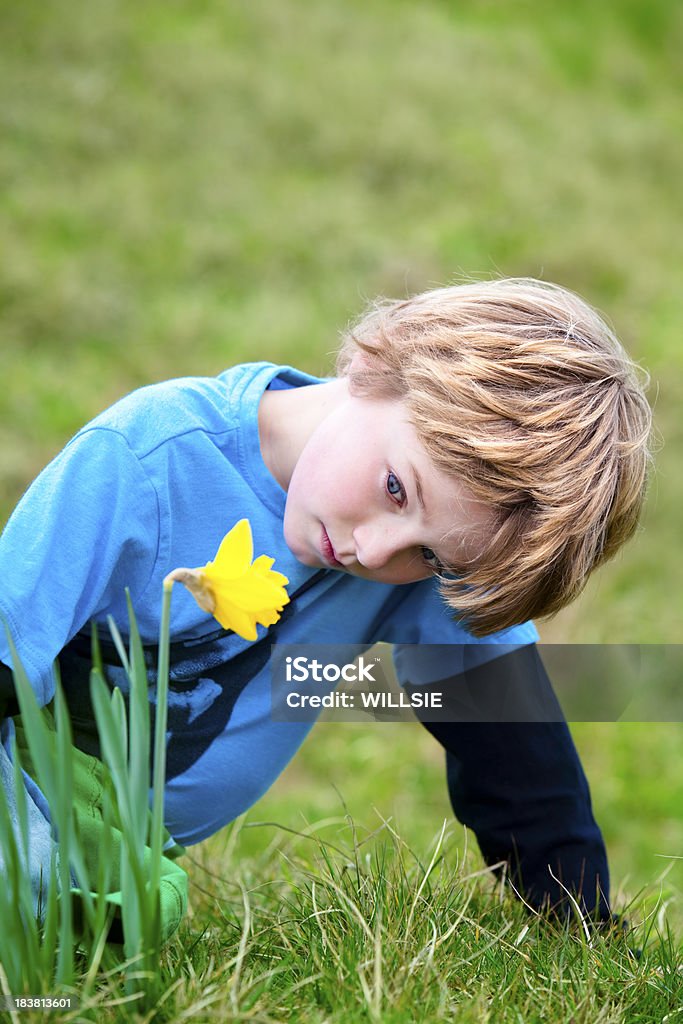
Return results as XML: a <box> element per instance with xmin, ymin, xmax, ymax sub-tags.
<box><xmin>283</xmin><ymin>390</ymin><xmax>494</xmax><ymax>586</ymax></box>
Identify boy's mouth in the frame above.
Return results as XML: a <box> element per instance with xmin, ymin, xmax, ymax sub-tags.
<box><xmin>321</xmin><ymin>525</ymin><xmax>343</xmax><ymax>567</ymax></box>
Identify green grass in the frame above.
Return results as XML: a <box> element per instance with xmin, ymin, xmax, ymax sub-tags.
<box><xmin>1</xmin><ymin>0</ymin><xmax>682</xmax><ymax>1018</ymax></box>
<box><xmin>0</xmin><ymin>592</ymin><xmax>175</xmax><ymax>1009</ymax></box>
<box><xmin>163</xmin><ymin>817</ymin><xmax>682</xmax><ymax>1024</ymax></box>
<box><xmin>5</xmin><ymin>811</ymin><xmax>682</xmax><ymax>1022</ymax></box>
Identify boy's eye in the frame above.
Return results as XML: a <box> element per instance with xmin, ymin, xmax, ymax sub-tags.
<box><xmin>386</xmin><ymin>471</ymin><xmax>406</xmax><ymax>504</ymax></box>
<box><xmin>421</xmin><ymin>547</ymin><xmax>441</xmax><ymax>569</ymax></box>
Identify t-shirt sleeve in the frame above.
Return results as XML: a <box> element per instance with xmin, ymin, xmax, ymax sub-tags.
<box><xmin>0</xmin><ymin>427</ymin><xmax>161</xmax><ymax>705</ymax></box>
<box><xmin>380</xmin><ymin>583</ymin><xmax>610</xmax><ymax>919</ymax></box>
<box><xmin>381</xmin><ymin>579</ymin><xmax>539</xmax><ymax>687</ymax></box>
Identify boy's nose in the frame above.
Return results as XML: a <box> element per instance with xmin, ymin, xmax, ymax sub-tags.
<box><xmin>353</xmin><ymin>523</ymin><xmax>406</xmax><ymax>570</ymax></box>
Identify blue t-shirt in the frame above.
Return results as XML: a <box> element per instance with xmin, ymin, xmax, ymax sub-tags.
<box><xmin>0</xmin><ymin>362</ymin><xmax>536</xmax><ymax>844</ymax></box>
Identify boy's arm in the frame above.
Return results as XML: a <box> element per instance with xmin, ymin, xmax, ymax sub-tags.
<box><xmin>0</xmin><ymin>427</ymin><xmax>160</xmax><ymax>706</ymax></box>
<box><xmin>406</xmin><ymin>644</ymin><xmax>611</xmax><ymax>920</ymax></box>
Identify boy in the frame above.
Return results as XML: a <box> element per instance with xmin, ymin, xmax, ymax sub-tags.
<box><xmin>0</xmin><ymin>277</ymin><xmax>652</xmax><ymax>933</ymax></box>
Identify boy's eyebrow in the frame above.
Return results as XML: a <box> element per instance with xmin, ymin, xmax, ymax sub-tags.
<box><xmin>410</xmin><ymin>462</ymin><xmax>465</xmax><ymax>574</ymax></box>
<box><xmin>410</xmin><ymin>464</ymin><xmax>426</xmax><ymax>512</ymax></box>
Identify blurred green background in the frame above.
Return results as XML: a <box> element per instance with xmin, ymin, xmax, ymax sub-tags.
<box><xmin>1</xmin><ymin>0</ymin><xmax>682</xmax><ymax>927</ymax></box>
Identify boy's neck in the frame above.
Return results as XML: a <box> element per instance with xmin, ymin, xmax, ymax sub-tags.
<box><xmin>258</xmin><ymin>376</ymin><xmax>348</xmax><ymax>491</ymax></box>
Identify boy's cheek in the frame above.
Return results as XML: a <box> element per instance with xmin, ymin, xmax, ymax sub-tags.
<box><xmin>281</xmin><ymin>505</ymin><xmax>315</xmax><ymax>565</ymax></box>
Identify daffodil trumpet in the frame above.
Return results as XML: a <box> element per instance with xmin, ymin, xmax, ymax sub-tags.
<box><xmin>164</xmin><ymin>519</ymin><xmax>289</xmax><ymax>641</ymax></box>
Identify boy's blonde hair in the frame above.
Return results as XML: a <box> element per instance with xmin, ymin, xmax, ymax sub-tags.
<box><xmin>336</xmin><ymin>278</ymin><xmax>653</xmax><ymax>636</ymax></box>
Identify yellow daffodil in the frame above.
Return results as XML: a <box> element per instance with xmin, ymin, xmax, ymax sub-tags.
<box><xmin>163</xmin><ymin>519</ymin><xmax>290</xmax><ymax>641</ymax></box>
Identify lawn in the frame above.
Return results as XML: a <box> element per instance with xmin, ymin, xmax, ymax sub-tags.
<box><xmin>1</xmin><ymin>0</ymin><xmax>682</xmax><ymax>1019</ymax></box>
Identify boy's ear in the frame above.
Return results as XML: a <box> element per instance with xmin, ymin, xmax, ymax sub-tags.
<box><xmin>346</xmin><ymin>347</ymin><xmax>398</xmax><ymax>400</ymax></box>
<box><xmin>347</xmin><ymin>350</ymin><xmax>373</xmax><ymax>374</ymax></box>
<box><xmin>347</xmin><ymin>349</ymin><xmax>382</xmax><ymax>386</ymax></box>
<box><xmin>345</xmin><ymin>350</ymin><xmax>373</xmax><ymax>396</ymax></box>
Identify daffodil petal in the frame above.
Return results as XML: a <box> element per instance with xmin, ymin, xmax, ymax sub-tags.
<box><xmin>211</xmin><ymin>600</ymin><xmax>259</xmax><ymax>640</ymax></box>
<box><xmin>252</xmin><ymin>555</ymin><xmax>289</xmax><ymax>589</ymax></box>
<box><xmin>230</xmin><ymin>561</ymin><xmax>287</xmax><ymax>599</ymax></box>
<box><xmin>254</xmin><ymin>607</ymin><xmax>282</xmax><ymax>629</ymax></box>
<box><xmin>208</xmin><ymin>572</ymin><xmax>287</xmax><ymax>613</ymax></box>
<box><xmin>252</xmin><ymin>555</ymin><xmax>275</xmax><ymax>572</ymax></box>
<box><xmin>209</xmin><ymin>519</ymin><xmax>254</xmax><ymax>579</ymax></box>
